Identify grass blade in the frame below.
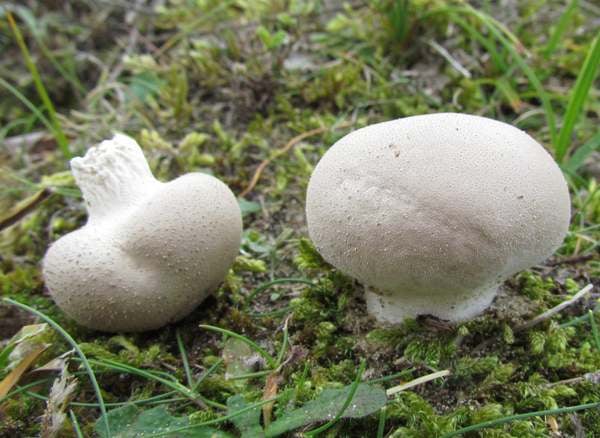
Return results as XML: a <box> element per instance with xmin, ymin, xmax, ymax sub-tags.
<box><xmin>449</xmin><ymin>14</ymin><xmax>507</xmax><ymax>72</ymax></box>
<box><xmin>88</xmin><ymin>357</ymin><xmax>225</xmax><ymax>410</ymax></box>
<box><xmin>19</xmin><ymin>387</ymin><xmax>183</xmax><ymax>408</ymax></box>
<box><xmin>0</xmin><ymin>77</ymin><xmax>56</xmax><ymax>134</ymax></box>
<box><xmin>5</xmin><ymin>11</ymin><xmax>71</xmax><ymax>158</ymax></box>
<box><xmin>304</xmin><ymin>359</ymin><xmax>367</xmax><ymax>437</ymax></box>
<box><xmin>245</xmin><ymin>278</ymin><xmax>314</xmax><ymax>306</ymax></box>
<box><xmin>199</xmin><ymin>324</ymin><xmax>276</xmax><ymax>368</ymax></box>
<box><xmin>175</xmin><ymin>329</ymin><xmax>193</xmax><ymax>388</ymax></box>
<box><xmin>191</xmin><ymin>358</ymin><xmax>223</xmax><ymax>391</ymax></box>
<box><xmin>367</xmin><ymin>368</ymin><xmax>416</xmax><ymax>385</ymax></box>
<box><xmin>442</xmin><ymin>401</ymin><xmax>600</xmax><ymax>437</ymax></box>
<box><xmin>69</xmin><ymin>409</ymin><xmax>85</xmax><ymax>438</ymax></box>
<box><xmin>2</xmin><ymin>298</ymin><xmax>110</xmax><ymax>436</ymax></box>
<box><xmin>0</xmin><ymin>188</ymin><xmax>52</xmax><ymax>232</ymax></box>
<box><xmin>377</xmin><ymin>406</ymin><xmax>386</xmax><ymax>438</ymax></box>
<box><xmin>555</xmin><ymin>33</ymin><xmax>600</xmax><ymax>162</ymax></box>
<box><xmin>149</xmin><ymin>395</ymin><xmax>283</xmax><ymax>437</ymax></box>
<box><xmin>385</xmin><ymin>0</ymin><xmax>411</xmax><ymax>43</ymax></box>
<box><xmin>458</xmin><ymin>6</ymin><xmax>558</xmax><ymax>146</ymax></box>
<box><xmin>434</xmin><ymin>5</ymin><xmax>557</xmax><ymax>145</ymax></box>
<box><xmin>563</xmin><ymin>129</ymin><xmax>600</xmax><ymax>173</ymax></box>
<box><xmin>13</xmin><ymin>6</ymin><xmax>85</xmax><ymax>94</ymax></box>
<box><xmin>544</xmin><ymin>0</ymin><xmax>579</xmax><ymax>58</ymax></box>
<box><xmin>589</xmin><ymin>310</ymin><xmax>600</xmax><ymax>351</ymax></box>
<box><xmin>275</xmin><ymin>317</ymin><xmax>290</xmax><ymax>367</ymax></box>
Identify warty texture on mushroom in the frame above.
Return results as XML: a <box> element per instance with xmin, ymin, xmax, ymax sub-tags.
<box><xmin>43</xmin><ymin>134</ymin><xmax>242</xmax><ymax>332</ymax></box>
<box><xmin>305</xmin><ymin>113</ymin><xmax>570</xmax><ymax>324</ymax></box>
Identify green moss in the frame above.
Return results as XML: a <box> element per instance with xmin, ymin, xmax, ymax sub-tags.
<box><xmin>517</xmin><ymin>272</ymin><xmax>556</xmax><ymax>301</ymax></box>
<box><xmin>1</xmin><ymin>0</ymin><xmax>599</xmax><ymax>435</ymax></box>
<box><xmin>386</xmin><ymin>392</ymin><xmax>462</xmax><ymax>437</ymax></box>
<box><xmin>294</xmin><ymin>238</ymin><xmax>327</xmax><ymax>271</ymax></box>
<box><xmin>404</xmin><ymin>337</ymin><xmax>456</xmax><ymax>368</ymax></box>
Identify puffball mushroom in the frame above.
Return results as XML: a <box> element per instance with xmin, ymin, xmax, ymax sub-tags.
<box><xmin>306</xmin><ymin>113</ymin><xmax>570</xmax><ymax>324</ymax></box>
<box><xmin>42</xmin><ymin>134</ymin><xmax>242</xmax><ymax>332</ymax></box>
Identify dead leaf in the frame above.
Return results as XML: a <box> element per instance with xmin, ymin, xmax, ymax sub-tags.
<box><xmin>41</xmin><ymin>362</ymin><xmax>78</xmax><ymax>438</ymax></box>
<box><xmin>0</xmin><ymin>345</ymin><xmax>47</xmax><ymax>398</ymax></box>
<box><xmin>28</xmin><ymin>351</ymin><xmax>73</xmax><ymax>380</ymax></box>
<box><xmin>1</xmin><ymin>323</ymin><xmax>50</xmax><ymax>371</ymax></box>
<box><xmin>262</xmin><ymin>372</ymin><xmax>282</xmax><ymax>427</ymax></box>
<box><xmin>0</xmin><ymin>188</ymin><xmax>53</xmax><ymax>232</ymax></box>
<box><xmin>547</xmin><ymin>415</ymin><xmax>559</xmax><ymax>433</ymax></box>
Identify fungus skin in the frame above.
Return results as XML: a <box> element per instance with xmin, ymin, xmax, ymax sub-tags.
<box><xmin>43</xmin><ymin>134</ymin><xmax>242</xmax><ymax>332</ymax></box>
<box><xmin>306</xmin><ymin>113</ymin><xmax>570</xmax><ymax>324</ymax></box>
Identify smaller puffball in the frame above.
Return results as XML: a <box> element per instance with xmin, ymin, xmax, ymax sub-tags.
<box><xmin>306</xmin><ymin>113</ymin><xmax>570</xmax><ymax>323</ymax></box>
<box><xmin>43</xmin><ymin>134</ymin><xmax>242</xmax><ymax>332</ymax></box>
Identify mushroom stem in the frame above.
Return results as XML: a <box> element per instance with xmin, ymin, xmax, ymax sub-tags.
<box><xmin>70</xmin><ymin>134</ymin><xmax>159</xmax><ymax>222</ymax></box>
<box><xmin>365</xmin><ymin>285</ymin><xmax>498</xmax><ymax>324</ymax></box>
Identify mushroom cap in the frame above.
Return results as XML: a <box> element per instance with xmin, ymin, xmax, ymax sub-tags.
<box><xmin>306</xmin><ymin>113</ymin><xmax>570</xmax><ymax>322</ymax></box>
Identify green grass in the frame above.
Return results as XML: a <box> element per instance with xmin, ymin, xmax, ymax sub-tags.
<box><xmin>304</xmin><ymin>358</ymin><xmax>367</xmax><ymax>436</ymax></box>
<box><xmin>555</xmin><ymin>33</ymin><xmax>600</xmax><ymax>162</ymax></box>
<box><xmin>447</xmin><ymin>5</ymin><xmax>559</xmax><ymax>146</ymax></box>
<box><xmin>1</xmin><ymin>0</ymin><xmax>599</xmax><ymax>436</ymax></box>
<box><xmin>199</xmin><ymin>324</ymin><xmax>277</xmax><ymax>369</ymax></box>
<box><xmin>5</xmin><ymin>11</ymin><xmax>71</xmax><ymax>159</ymax></box>
<box><xmin>2</xmin><ymin>298</ymin><xmax>110</xmax><ymax>436</ymax></box>
<box><xmin>544</xmin><ymin>0</ymin><xmax>580</xmax><ymax>58</ymax></box>
<box><xmin>69</xmin><ymin>409</ymin><xmax>85</xmax><ymax>438</ymax></box>
<box><xmin>0</xmin><ymin>77</ymin><xmax>57</xmax><ymax>136</ymax></box>
<box><xmin>442</xmin><ymin>400</ymin><xmax>600</xmax><ymax>438</ymax></box>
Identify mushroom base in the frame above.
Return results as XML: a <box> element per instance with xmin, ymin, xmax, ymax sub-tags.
<box><xmin>365</xmin><ymin>286</ymin><xmax>498</xmax><ymax>324</ymax></box>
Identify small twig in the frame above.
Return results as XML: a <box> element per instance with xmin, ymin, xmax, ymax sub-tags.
<box><xmin>474</xmin><ymin>288</ymin><xmax>595</xmax><ymax>353</ymax></box>
<box><xmin>239</xmin><ymin>122</ymin><xmax>353</xmax><ymax>198</ymax></box>
<box><xmin>514</xmin><ymin>284</ymin><xmax>594</xmax><ymax>333</ymax></box>
<box><xmin>261</xmin><ymin>372</ymin><xmax>281</xmax><ymax>428</ymax></box>
<box><xmin>544</xmin><ymin>371</ymin><xmax>600</xmax><ymax>388</ymax></box>
<box><xmin>544</xmin><ymin>376</ymin><xmax>586</xmax><ymax>388</ymax></box>
<box><xmin>2</xmin><ymin>131</ymin><xmax>49</xmax><ymax>151</ymax></box>
<box><xmin>106</xmin><ymin>21</ymin><xmax>140</xmax><ymax>84</ymax></box>
<box><xmin>427</xmin><ymin>39</ymin><xmax>472</xmax><ymax>78</ymax></box>
<box><xmin>386</xmin><ymin>369</ymin><xmax>451</xmax><ymax>396</ymax></box>
<box><xmin>569</xmin><ymin>413</ymin><xmax>586</xmax><ymax>438</ymax></box>
<box><xmin>0</xmin><ymin>188</ymin><xmax>53</xmax><ymax>232</ymax></box>
<box><xmin>547</xmin><ymin>254</ymin><xmax>596</xmax><ymax>267</ymax></box>
<box><xmin>159</xmin><ymin>361</ymin><xmax>178</xmax><ymax>373</ymax></box>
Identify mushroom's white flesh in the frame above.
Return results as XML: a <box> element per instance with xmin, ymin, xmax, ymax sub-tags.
<box><xmin>43</xmin><ymin>134</ymin><xmax>242</xmax><ymax>332</ymax></box>
<box><xmin>306</xmin><ymin>113</ymin><xmax>570</xmax><ymax>324</ymax></box>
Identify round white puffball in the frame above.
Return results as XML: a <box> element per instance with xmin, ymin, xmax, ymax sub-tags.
<box><xmin>306</xmin><ymin>113</ymin><xmax>570</xmax><ymax>323</ymax></box>
<box><xmin>43</xmin><ymin>135</ymin><xmax>242</xmax><ymax>332</ymax></box>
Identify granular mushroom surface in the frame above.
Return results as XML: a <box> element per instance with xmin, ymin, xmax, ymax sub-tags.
<box><xmin>43</xmin><ymin>134</ymin><xmax>242</xmax><ymax>332</ymax></box>
<box><xmin>306</xmin><ymin>113</ymin><xmax>570</xmax><ymax>323</ymax></box>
